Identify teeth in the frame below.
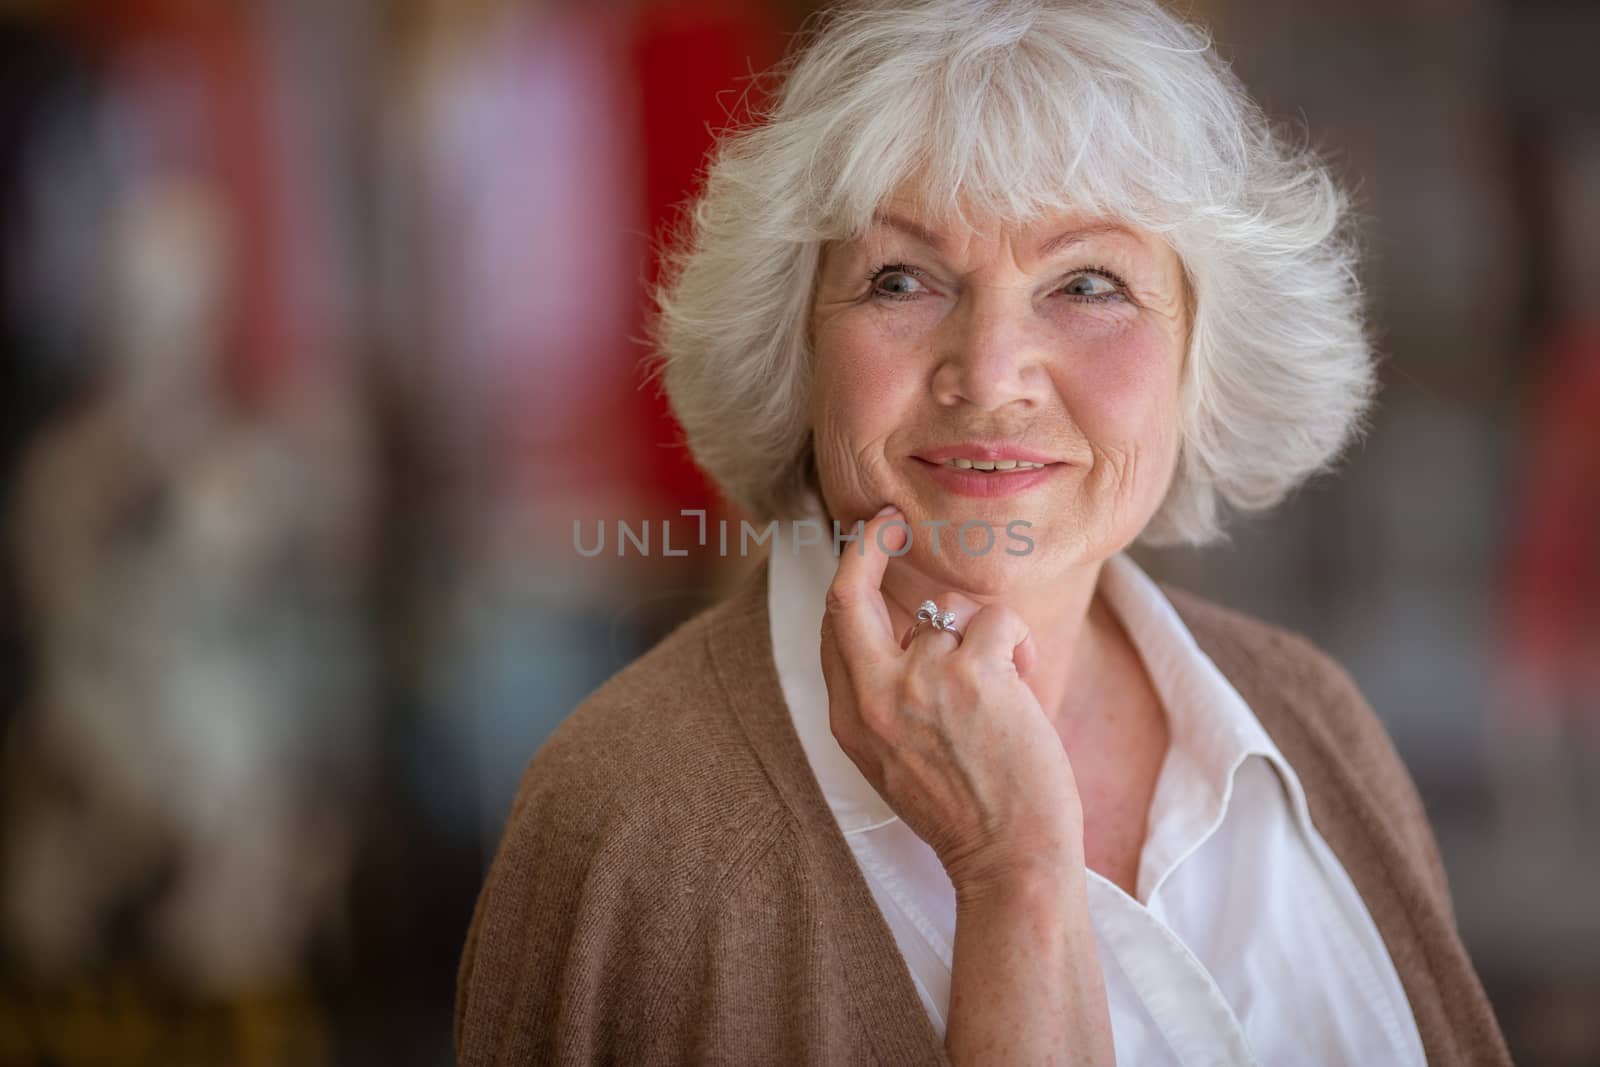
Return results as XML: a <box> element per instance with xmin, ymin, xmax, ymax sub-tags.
<box><xmin>945</xmin><ymin>458</ymin><xmax>1045</xmax><ymax>471</ymax></box>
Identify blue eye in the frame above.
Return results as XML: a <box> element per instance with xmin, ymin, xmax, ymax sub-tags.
<box><xmin>867</xmin><ymin>264</ymin><xmax>927</xmax><ymax>300</ymax></box>
<box><xmin>1060</xmin><ymin>268</ymin><xmax>1126</xmax><ymax>302</ymax></box>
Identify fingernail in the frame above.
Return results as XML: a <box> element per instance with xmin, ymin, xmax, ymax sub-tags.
<box><xmin>875</xmin><ymin>504</ymin><xmax>897</xmax><ymax>517</ymax></box>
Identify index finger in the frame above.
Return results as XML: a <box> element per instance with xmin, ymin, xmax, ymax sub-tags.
<box><xmin>823</xmin><ymin>506</ymin><xmax>909</xmax><ymax>663</ymax></box>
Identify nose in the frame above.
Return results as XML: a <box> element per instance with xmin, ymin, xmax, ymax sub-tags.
<box><xmin>930</xmin><ymin>288</ymin><xmax>1050</xmax><ymax>412</ymax></box>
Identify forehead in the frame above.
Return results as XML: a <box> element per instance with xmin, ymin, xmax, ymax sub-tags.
<box><xmin>868</xmin><ymin>211</ymin><xmax>1147</xmax><ymax>260</ymax></box>
<box><xmin>850</xmin><ymin>186</ymin><xmax>1167</xmax><ymax>260</ymax></box>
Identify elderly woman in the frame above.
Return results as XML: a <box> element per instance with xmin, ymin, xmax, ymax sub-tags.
<box><xmin>456</xmin><ymin>1</ymin><xmax>1512</xmax><ymax>1063</ymax></box>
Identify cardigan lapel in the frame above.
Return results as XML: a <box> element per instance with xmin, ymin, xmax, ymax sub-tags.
<box><xmin>711</xmin><ymin>558</ymin><xmax>951</xmax><ymax>1064</ymax></box>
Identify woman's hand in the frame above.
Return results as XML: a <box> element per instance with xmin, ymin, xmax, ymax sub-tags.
<box><xmin>820</xmin><ymin>505</ymin><xmax>1117</xmax><ymax>1065</ymax></box>
<box><xmin>818</xmin><ymin>506</ymin><xmax>1086</xmax><ymax>895</ymax></box>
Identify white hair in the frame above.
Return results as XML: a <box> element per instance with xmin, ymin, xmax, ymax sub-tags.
<box><xmin>650</xmin><ymin>0</ymin><xmax>1376</xmax><ymax>545</ymax></box>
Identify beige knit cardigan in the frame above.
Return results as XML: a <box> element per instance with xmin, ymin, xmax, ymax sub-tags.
<box><xmin>456</xmin><ymin>559</ymin><xmax>1513</xmax><ymax>1065</ymax></box>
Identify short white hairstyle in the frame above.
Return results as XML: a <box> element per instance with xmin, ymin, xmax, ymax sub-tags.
<box><xmin>651</xmin><ymin>0</ymin><xmax>1375</xmax><ymax>545</ymax></box>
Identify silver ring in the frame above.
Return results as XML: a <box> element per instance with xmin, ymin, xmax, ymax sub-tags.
<box><xmin>908</xmin><ymin>600</ymin><xmax>961</xmax><ymax>643</ymax></box>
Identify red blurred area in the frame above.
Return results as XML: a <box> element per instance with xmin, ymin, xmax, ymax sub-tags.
<box><xmin>627</xmin><ymin>0</ymin><xmax>782</xmax><ymax>520</ymax></box>
<box><xmin>1501</xmin><ymin>319</ymin><xmax>1600</xmax><ymax>717</ymax></box>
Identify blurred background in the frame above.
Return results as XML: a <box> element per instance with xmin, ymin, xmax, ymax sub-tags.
<box><xmin>0</xmin><ymin>0</ymin><xmax>1595</xmax><ymax>1063</ymax></box>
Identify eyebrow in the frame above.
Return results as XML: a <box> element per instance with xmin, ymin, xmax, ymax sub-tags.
<box><xmin>871</xmin><ymin>212</ymin><xmax>1136</xmax><ymax>258</ymax></box>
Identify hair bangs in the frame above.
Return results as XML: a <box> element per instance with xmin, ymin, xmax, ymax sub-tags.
<box><xmin>790</xmin><ymin>3</ymin><xmax>1231</xmax><ymax>240</ymax></box>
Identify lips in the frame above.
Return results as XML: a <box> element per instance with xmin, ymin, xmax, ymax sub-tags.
<box><xmin>910</xmin><ymin>453</ymin><xmax>1066</xmax><ymax>499</ymax></box>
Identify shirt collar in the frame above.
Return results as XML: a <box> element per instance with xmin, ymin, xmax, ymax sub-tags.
<box><xmin>767</xmin><ymin>495</ymin><xmax>1303</xmax><ymax>836</ymax></box>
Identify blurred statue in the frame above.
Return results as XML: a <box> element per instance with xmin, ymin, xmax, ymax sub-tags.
<box><xmin>4</xmin><ymin>167</ymin><xmax>376</xmax><ymax>993</ymax></box>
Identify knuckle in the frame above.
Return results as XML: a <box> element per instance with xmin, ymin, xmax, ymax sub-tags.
<box><xmin>976</xmin><ymin>602</ymin><xmax>1020</xmax><ymax>628</ymax></box>
<box><xmin>896</xmin><ymin>671</ymin><xmax>934</xmax><ymax>709</ymax></box>
<box><xmin>948</xmin><ymin>654</ymin><xmax>984</xmax><ymax>685</ymax></box>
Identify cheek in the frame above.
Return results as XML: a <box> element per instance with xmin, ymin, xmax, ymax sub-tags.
<box><xmin>812</xmin><ymin>316</ymin><xmax>924</xmax><ymax>447</ymax></box>
<box><xmin>1058</xmin><ymin>321</ymin><xmax>1182</xmax><ymax>449</ymax></box>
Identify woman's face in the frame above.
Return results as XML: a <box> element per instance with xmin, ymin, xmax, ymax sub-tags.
<box><xmin>809</xmin><ymin>193</ymin><xmax>1191</xmax><ymax>593</ymax></box>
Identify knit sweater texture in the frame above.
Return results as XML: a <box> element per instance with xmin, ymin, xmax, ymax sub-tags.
<box><xmin>455</xmin><ymin>560</ymin><xmax>1513</xmax><ymax>1065</ymax></box>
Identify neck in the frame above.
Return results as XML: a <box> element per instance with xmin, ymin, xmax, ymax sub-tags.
<box><xmin>877</xmin><ymin>555</ymin><xmax>1117</xmax><ymax>737</ymax></box>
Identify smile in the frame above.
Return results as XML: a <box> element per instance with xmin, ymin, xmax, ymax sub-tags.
<box><xmin>911</xmin><ymin>456</ymin><xmax>1066</xmax><ymax>499</ymax></box>
<box><xmin>939</xmin><ymin>458</ymin><xmax>1049</xmax><ymax>471</ymax></box>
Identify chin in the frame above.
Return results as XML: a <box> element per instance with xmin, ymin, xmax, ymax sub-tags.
<box><xmin>909</xmin><ymin>539</ymin><xmax>1038</xmax><ymax>597</ymax></box>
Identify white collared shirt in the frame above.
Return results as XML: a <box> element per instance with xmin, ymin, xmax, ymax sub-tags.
<box><xmin>767</xmin><ymin>518</ymin><xmax>1427</xmax><ymax>1066</ymax></box>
